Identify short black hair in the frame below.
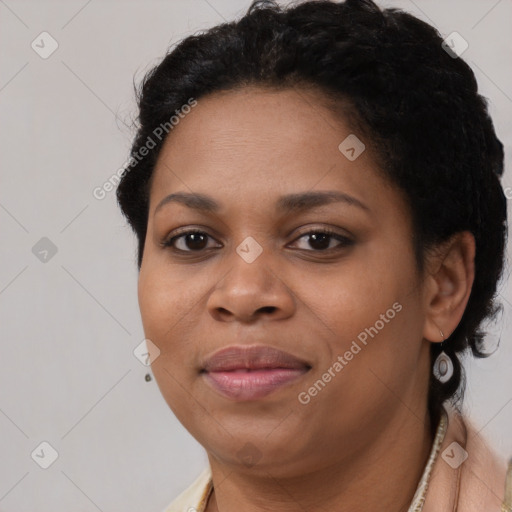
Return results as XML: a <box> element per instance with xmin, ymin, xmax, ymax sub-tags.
<box><xmin>116</xmin><ymin>0</ymin><xmax>507</xmax><ymax>430</ymax></box>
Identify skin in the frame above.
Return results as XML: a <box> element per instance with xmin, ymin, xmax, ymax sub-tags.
<box><xmin>137</xmin><ymin>86</ymin><xmax>475</xmax><ymax>512</ymax></box>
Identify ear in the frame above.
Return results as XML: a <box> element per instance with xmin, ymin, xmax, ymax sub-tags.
<box><xmin>422</xmin><ymin>231</ymin><xmax>476</xmax><ymax>342</ymax></box>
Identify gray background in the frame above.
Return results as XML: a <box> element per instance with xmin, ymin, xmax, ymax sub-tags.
<box><xmin>1</xmin><ymin>0</ymin><xmax>511</xmax><ymax>511</ymax></box>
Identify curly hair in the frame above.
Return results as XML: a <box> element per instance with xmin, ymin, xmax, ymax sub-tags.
<box><xmin>116</xmin><ymin>0</ymin><xmax>508</xmax><ymax>430</ymax></box>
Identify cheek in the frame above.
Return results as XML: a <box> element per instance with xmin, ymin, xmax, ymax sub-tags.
<box><xmin>300</xmin><ymin>250</ymin><xmax>422</xmax><ymax>382</ymax></box>
<box><xmin>308</xmin><ymin>261</ymin><xmax>409</xmax><ymax>334</ymax></box>
<box><xmin>137</xmin><ymin>265</ymin><xmax>210</xmax><ymax>386</ymax></box>
<box><xmin>138</xmin><ymin>277</ymin><xmax>171</xmax><ymax>343</ymax></box>
<box><xmin>138</xmin><ymin>264</ymin><xmax>198</xmax><ymax>337</ymax></box>
<box><xmin>138</xmin><ymin>269</ymin><xmax>200</xmax><ymax>413</ymax></box>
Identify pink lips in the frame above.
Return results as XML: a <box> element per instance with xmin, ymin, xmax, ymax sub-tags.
<box><xmin>201</xmin><ymin>345</ymin><xmax>311</xmax><ymax>401</ymax></box>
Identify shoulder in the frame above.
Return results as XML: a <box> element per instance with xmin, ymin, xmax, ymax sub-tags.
<box><xmin>161</xmin><ymin>467</ymin><xmax>213</xmax><ymax>512</ymax></box>
<box><xmin>458</xmin><ymin>411</ymin><xmax>511</xmax><ymax>511</ymax></box>
<box><xmin>425</xmin><ymin>406</ymin><xmax>512</xmax><ymax>512</ymax></box>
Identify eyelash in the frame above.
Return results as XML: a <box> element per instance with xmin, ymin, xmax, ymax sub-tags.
<box><xmin>161</xmin><ymin>227</ymin><xmax>354</xmax><ymax>254</ymax></box>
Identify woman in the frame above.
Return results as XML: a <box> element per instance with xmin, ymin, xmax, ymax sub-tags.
<box><xmin>116</xmin><ymin>0</ymin><xmax>512</xmax><ymax>510</ymax></box>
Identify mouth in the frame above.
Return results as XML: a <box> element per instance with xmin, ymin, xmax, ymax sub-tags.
<box><xmin>200</xmin><ymin>345</ymin><xmax>311</xmax><ymax>401</ymax></box>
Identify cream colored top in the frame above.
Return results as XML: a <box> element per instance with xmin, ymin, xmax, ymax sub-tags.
<box><xmin>163</xmin><ymin>408</ymin><xmax>512</xmax><ymax>512</ymax></box>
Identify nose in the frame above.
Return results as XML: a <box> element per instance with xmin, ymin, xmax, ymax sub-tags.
<box><xmin>206</xmin><ymin>249</ymin><xmax>296</xmax><ymax>323</ymax></box>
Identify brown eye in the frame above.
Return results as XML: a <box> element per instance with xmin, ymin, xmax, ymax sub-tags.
<box><xmin>162</xmin><ymin>227</ymin><xmax>353</xmax><ymax>254</ymax></box>
<box><xmin>291</xmin><ymin>229</ymin><xmax>354</xmax><ymax>251</ymax></box>
<box><xmin>162</xmin><ymin>230</ymin><xmax>220</xmax><ymax>252</ymax></box>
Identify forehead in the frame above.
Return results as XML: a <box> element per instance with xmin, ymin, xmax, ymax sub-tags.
<box><xmin>147</xmin><ymin>86</ymin><xmax>405</xmax><ymax>221</ymax></box>
<box><xmin>155</xmin><ymin>86</ymin><xmax>349</xmax><ymax>168</ymax></box>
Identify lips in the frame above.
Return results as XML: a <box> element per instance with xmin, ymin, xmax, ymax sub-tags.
<box><xmin>202</xmin><ymin>345</ymin><xmax>310</xmax><ymax>372</ymax></box>
<box><xmin>201</xmin><ymin>345</ymin><xmax>311</xmax><ymax>401</ymax></box>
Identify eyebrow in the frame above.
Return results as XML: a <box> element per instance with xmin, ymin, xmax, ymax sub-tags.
<box><xmin>153</xmin><ymin>190</ymin><xmax>369</xmax><ymax>217</ymax></box>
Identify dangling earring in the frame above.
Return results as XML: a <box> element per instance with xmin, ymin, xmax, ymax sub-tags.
<box><xmin>433</xmin><ymin>329</ymin><xmax>454</xmax><ymax>383</ymax></box>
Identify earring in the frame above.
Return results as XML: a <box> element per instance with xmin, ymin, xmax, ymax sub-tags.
<box><xmin>433</xmin><ymin>329</ymin><xmax>454</xmax><ymax>384</ymax></box>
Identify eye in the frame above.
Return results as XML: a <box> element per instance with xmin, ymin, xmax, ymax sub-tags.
<box><xmin>161</xmin><ymin>229</ymin><xmax>221</xmax><ymax>253</ymax></box>
<box><xmin>161</xmin><ymin>227</ymin><xmax>354</xmax><ymax>254</ymax></box>
<box><xmin>290</xmin><ymin>228</ymin><xmax>354</xmax><ymax>251</ymax></box>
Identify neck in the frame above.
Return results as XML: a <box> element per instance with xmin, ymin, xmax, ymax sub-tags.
<box><xmin>205</xmin><ymin>407</ymin><xmax>435</xmax><ymax>512</ymax></box>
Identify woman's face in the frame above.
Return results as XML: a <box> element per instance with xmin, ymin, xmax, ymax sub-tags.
<box><xmin>138</xmin><ymin>86</ymin><xmax>432</xmax><ymax>475</ymax></box>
